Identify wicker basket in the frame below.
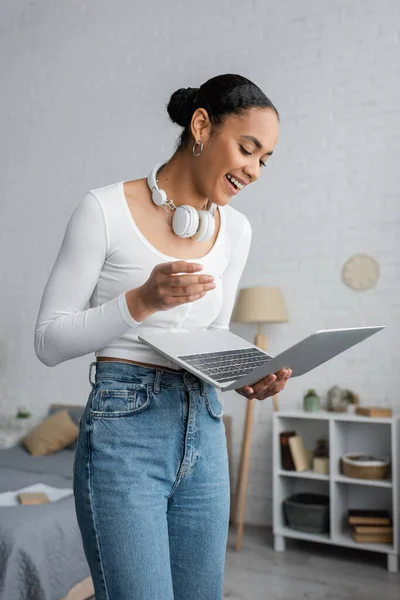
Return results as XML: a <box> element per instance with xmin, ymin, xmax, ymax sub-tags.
<box><xmin>341</xmin><ymin>453</ymin><xmax>390</xmax><ymax>480</ymax></box>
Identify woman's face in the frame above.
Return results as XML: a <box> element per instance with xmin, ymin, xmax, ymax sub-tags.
<box><xmin>191</xmin><ymin>107</ymin><xmax>280</xmax><ymax>205</ymax></box>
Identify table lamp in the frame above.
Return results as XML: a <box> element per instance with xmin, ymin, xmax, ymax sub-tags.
<box><xmin>230</xmin><ymin>286</ymin><xmax>288</xmax><ymax>550</ymax></box>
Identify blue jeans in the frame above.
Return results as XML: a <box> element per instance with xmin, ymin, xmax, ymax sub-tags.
<box><xmin>73</xmin><ymin>360</ymin><xmax>230</xmax><ymax>600</ymax></box>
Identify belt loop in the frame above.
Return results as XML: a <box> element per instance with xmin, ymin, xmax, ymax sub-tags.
<box><xmin>88</xmin><ymin>361</ymin><xmax>97</xmax><ymax>388</ymax></box>
<box><xmin>153</xmin><ymin>369</ymin><xmax>162</xmax><ymax>394</ymax></box>
<box><xmin>183</xmin><ymin>371</ymin><xmax>190</xmax><ymax>391</ymax></box>
<box><xmin>200</xmin><ymin>378</ymin><xmax>207</xmax><ymax>397</ymax></box>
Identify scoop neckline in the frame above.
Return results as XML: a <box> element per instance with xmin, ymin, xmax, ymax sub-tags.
<box><xmin>118</xmin><ymin>180</ymin><xmax>225</xmax><ymax>262</ymax></box>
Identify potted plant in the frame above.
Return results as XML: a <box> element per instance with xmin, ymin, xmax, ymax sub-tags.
<box><xmin>13</xmin><ymin>406</ymin><xmax>32</xmax><ymax>432</ymax></box>
<box><xmin>327</xmin><ymin>386</ymin><xmax>360</xmax><ymax>412</ymax></box>
<box><xmin>303</xmin><ymin>389</ymin><xmax>321</xmax><ymax>412</ymax></box>
<box><xmin>341</xmin><ymin>389</ymin><xmax>359</xmax><ymax>413</ymax></box>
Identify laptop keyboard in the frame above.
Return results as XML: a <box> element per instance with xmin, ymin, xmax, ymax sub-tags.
<box><xmin>178</xmin><ymin>347</ymin><xmax>272</xmax><ymax>383</ymax></box>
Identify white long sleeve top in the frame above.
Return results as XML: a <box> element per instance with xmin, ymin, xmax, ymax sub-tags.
<box><xmin>34</xmin><ymin>181</ymin><xmax>252</xmax><ymax>369</ymax></box>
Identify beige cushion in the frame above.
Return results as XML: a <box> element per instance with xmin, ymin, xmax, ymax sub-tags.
<box><xmin>22</xmin><ymin>410</ymin><xmax>79</xmax><ymax>456</ymax></box>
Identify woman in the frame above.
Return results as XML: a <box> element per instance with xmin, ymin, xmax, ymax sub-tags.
<box><xmin>34</xmin><ymin>73</ymin><xmax>291</xmax><ymax>600</ymax></box>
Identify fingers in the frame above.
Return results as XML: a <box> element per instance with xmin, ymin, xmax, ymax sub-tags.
<box><xmin>258</xmin><ymin>381</ymin><xmax>287</xmax><ymax>400</ymax></box>
<box><xmin>242</xmin><ymin>374</ymin><xmax>276</xmax><ymax>396</ymax></box>
<box><xmin>277</xmin><ymin>368</ymin><xmax>292</xmax><ymax>379</ymax></box>
<box><xmin>171</xmin><ymin>282</ymin><xmax>216</xmax><ymax>297</ymax></box>
<box><xmin>240</xmin><ymin>368</ymin><xmax>292</xmax><ymax>400</ymax></box>
<box><xmin>170</xmin><ymin>273</ymin><xmax>214</xmax><ymax>286</ymax></box>
<box><xmin>147</xmin><ymin>261</ymin><xmax>217</xmax><ymax>311</ymax></box>
<box><xmin>161</xmin><ymin>262</ymin><xmax>216</xmax><ymax>298</ymax></box>
<box><xmin>161</xmin><ymin>261</ymin><xmax>203</xmax><ymax>275</ymax></box>
<box><xmin>166</xmin><ymin>273</ymin><xmax>215</xmax><ymax>297</ymax></box>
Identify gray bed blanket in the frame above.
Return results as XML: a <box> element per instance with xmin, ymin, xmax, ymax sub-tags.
<box><xmin>0</xmin><ymin>446</ymin><xmax>75</xmax><ymax>483</ymax></box>
<box><xmin>0</xmin><ymin>446</ymin><xmax>90</xmax><ymax>600</ymax></box>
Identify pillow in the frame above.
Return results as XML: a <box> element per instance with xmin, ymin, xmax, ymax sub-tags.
<box><xmin>47</xmin><ymin>404</ymin><xmax>85</xmax><ymax>450</ymax></box>
<box><xmin>22</xmin><ymin>410</ymin><xmax>79</xmax><ymax>456</ymax></box>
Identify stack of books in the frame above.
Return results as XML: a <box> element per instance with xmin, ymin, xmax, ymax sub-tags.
<box><xmin>348</xmin><ymin>509</ymin><xmax>393</xmax><ymax>544</ymax></box>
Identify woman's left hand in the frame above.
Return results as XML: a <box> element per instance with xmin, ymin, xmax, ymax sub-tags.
<box><xmin>235</xmin><ymin>368</ymin><xmax>292</xmax><ymax>401</ymax></box>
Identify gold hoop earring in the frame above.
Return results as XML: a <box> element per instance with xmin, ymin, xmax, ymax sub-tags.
<box><xmin>192</xmin><ymin>140</ymin><xmax>203</xmax><ymax>156</ymax></box>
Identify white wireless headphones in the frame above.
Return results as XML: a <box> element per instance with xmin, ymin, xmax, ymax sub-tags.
<box><xmin>147</xmin><ymin>162</ymin><xmax>216</xmax><ymax>242</ymax></box>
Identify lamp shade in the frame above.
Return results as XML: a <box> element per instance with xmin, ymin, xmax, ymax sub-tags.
<box><xmin>231</xmin><ymin>287</ymin><xmax>288</xmax><ymax>324</ymax></box>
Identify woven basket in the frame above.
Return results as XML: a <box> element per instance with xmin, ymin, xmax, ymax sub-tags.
<box><xmin>341</xmin><ymin>453</ymin><xmax>390</xmax><ymax>480</ymax></box>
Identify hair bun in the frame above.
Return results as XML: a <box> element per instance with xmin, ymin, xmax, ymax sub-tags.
<box><xmin>167</xmin><ymin>86</ymin><xmax>199</xmax><ymax>127</ymax></box>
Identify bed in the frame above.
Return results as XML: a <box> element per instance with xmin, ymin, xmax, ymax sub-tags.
<box><xmin>0</xmin><ymin>404</ymin><xmax>94</xmax><ymax>600</ymax></box>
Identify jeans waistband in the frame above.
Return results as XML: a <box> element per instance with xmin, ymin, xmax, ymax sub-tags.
<box><xmin>88</xmin><ymin>360</ymin><xmax>208</xmax><ymax>394</ymax></box>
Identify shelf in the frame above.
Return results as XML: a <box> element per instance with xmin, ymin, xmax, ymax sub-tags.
<box><xmin>278</xmin><ymin>469</ymin><xmax>329</xmax><ymax>481</ymax></box>
<box><xmin>275</xmin><ymin>526</ymin><xmax>331</xmax><ymax>545</ymax></box>
<box><xmin>333</xmin><ymin>532</ymin><xmax>394</xmax><ymax>555</ymax></box>
<box><xmin>278</xmin><ymin>471</ymin><xmax>392</xmax><ymax>487</ymax></box>
<box><xmin>275</xmin><ymin>410</ymin><xmax>396</xmax><ymax>424</ymax></box>
<box><xmin>273</xmin><ymin>410</ymin><xmax>399</xmax><ymax>571</ymax></box>
<box><xmin>275</xmin><ymin>527</ymin><xmax>394</xmax><ymax>554</ymax></box>
<box><xmin>334</xmin><ymin>474</ymin><xmax>392</xmax><ymax>488</ymax></box>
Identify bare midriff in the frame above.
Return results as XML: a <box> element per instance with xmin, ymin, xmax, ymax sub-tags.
<box><xmin>96</xmin><ymin>356</ymin><xmax>180</xmax><ymax>371</ymax></box>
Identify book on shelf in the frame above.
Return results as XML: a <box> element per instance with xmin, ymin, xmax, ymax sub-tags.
<box><xmin>355</xmin><ymin>406</ymin><xmax>392</xmax><ymax>418</ymax></box>
<box><xmin>279</xmin><ymin>431</ymin><xmax>296</xmax><ymax>470</ymax></box>
<box><xmin>288</xmin><ymin>435</ymin><xmax>310</xmax><ymax>472</ymax></box>
<box><xmin>353</xmin><ymin>525</ymin><xmax>393</xmax><ymax>535</ymax></box>
<box><xmin>352</xmin><ymin>531</ymin><xmax>393</xmax><ymax>544</ymax></box>
<box><xmin>347</xmin><ymin>509</ymin><xmax>391</xmax><ymax>526</ymax></box>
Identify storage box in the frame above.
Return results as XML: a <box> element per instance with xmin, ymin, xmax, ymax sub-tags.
<box><xmin>283</xmin><ymin>493</ymin><xmax>330</xmax><ymax>533</ymax></box>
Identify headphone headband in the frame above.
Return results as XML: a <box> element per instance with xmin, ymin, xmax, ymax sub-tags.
<box><xmin>147</xmin><ymin>162</ymin><xmax>216</xmax><ymax>242</ymax></box>
<box><xmin>147</xmin><ymin>162</ymin><xmax>216</xmax><ymax>214</ymax></box>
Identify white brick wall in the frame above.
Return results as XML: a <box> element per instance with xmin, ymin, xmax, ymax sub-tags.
<box><xmin>1</xmin><ymin>0</ymin><xmax>399</xmax><ymax>525</ymax></box>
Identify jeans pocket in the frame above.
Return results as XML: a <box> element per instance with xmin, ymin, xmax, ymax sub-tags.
<box><xmin>204</xmin><ymin>386</ymin><xmax>224</xmax><ymax>420</ymax></box>
<box><xmin>91</xmin><ymin>384</ymin><xmax>151</xmax><ymax>418</ymax></box>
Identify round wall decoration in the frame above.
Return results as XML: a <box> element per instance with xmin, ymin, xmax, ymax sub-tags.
<box><xmin>341</xmin><ymin>254</ymin><xmax>380</xmax><ymax>290</ymax></box>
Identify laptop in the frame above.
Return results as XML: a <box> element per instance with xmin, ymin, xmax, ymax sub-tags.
<box><xmin>138</xmin><ymin>326</ymin><xmax>385</xmax><ymax>392</ymax></box>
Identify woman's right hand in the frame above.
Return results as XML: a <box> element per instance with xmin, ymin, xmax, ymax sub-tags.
<box><xmin>126</xmin><ymin>261</ymin><xmax>215</xmax><ymax>320</ymax></box>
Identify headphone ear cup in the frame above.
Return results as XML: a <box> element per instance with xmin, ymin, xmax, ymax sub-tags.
<box><xmin>172</xmin><ymin>205</ymin><xmax>199</xmax><ymax>238</ymax></box>
<box><xmin>193</xmin><ymin>209</ymin><xmax>215</xmax><ymax>242</ymax></box>
<box><xmin>152</xmin><ymin>187</ymin><xmax>167</xmax><ymax>206</ymax></box>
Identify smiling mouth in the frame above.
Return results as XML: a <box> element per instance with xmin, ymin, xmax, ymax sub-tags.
<box><xmin>226</xmin><ymin>173</ymin><xmax>245</xmax><ymax>190</ymax></box>
<box><xmin>225</xmin><ymin>174</ymin><xmax>241</xmax><ymax>195</ymax></box>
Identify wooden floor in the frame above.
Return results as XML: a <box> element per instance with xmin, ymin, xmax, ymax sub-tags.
<box><xmin>224</xmin><ymin>526</ymin><xmax>400</xmax><ymax>600</ymax></box>
<box><xmin>88</xmin><ymin>525</ymin><xmax>399</xmax><ymax>599</ymax></box>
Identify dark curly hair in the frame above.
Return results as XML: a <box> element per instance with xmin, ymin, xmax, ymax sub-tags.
<box><xmin>166</xmin><ymin>73</ymin><xmax>279</xmax><ymax>153</ymax></box>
